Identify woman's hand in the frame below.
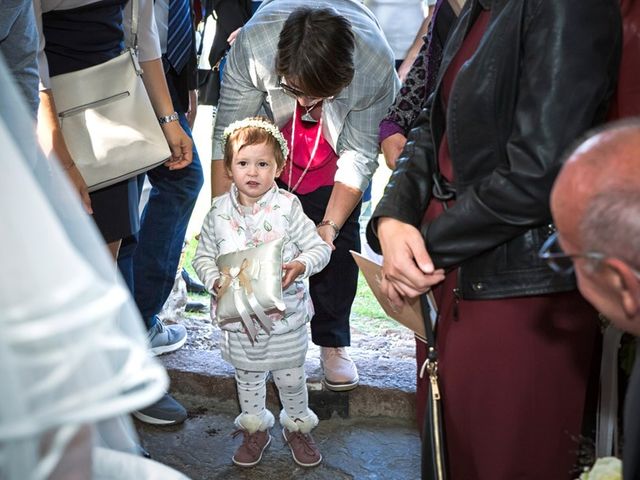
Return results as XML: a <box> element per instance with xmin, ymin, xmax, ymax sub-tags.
<box><xmin>317</xmin><ymin>182</ymin><xmax>361</xmax><ymax>251</ymax></box>
<box><xmin>37</xmin><ymin>89</ymin><xmax>93</xmax><ymax>214</ymax></box>
<box><xmin>381</xmin><ymin>133</ymin><xmax>407</xmax><ymax>170</ymax></box>
<box><xmin>377</xmin><ymin>217</ymin><xmax>445</xmax><ymax>307</ymax></box>
<box><xmin>139</xmin><ymin>59</ymin><xmax>193</xmax><ymax>170</ymax></box>
<box><xmin>42</xmin><ymin>122</ymin><xmax>93</xmax><ymax>214</ymax></box>
<box><xmin>282</xmin><ymin>261</ymin><xmax>305</xmax><ymax>289</ymax></box>
<box><xmin>227</xmin><ymin>28</ymin><xmax>241</xmax><ymax>45</ymax></box>
<box><xmin>316</xmin><ymin>224</ymin><xmax>337</xmax><ymax>251</ymax></box>
<box><xmin>161</xmin><ymin>121</ymin><xmax>193</xmax><ymax>170</ymax></box>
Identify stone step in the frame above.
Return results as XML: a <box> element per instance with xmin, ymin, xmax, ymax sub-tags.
<box><xmin>160</xmin><ymin>347</ymin><xmax>418</xmax><ymax>421</ymax></box>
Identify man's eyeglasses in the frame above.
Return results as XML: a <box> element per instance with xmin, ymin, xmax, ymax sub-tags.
<box><xmin>538</xmin><ymin>232</ymin><xmax>605</xmax><ymax>275</ymax></box>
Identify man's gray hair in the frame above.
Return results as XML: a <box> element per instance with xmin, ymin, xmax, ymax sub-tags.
<box><xmin>580</xmin><ymin>189</ymin><xmax>640</xmax><ymax>270</ymax></box>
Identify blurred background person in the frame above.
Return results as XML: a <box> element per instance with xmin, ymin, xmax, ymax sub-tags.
<box><xmin>33</xmin><ymin>0</ymin><xmax>194</xmax><ymax>435</ymax></box>
<box><xmin>378</xmin><ymin>0</ymin><xmax>461</xmax><ymax>171</ymax></box>
<box><xmin>0</xmin><ymin>0</ymin><xmax>39</xmax><ymax>117</ymax></box>
<box><xmin>0</xmin><ymin>52</ymin><xmax>188</xmax><ymax>480</ymax></box>
<box><xmin>364</xmin><ymin>0</ymin><xmax>437</xmax><ymax>81</ymax></box>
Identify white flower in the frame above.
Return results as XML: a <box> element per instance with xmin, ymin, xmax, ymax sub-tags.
<box><xmin>222</xmin><ymin>118</ymin><xmax>289</xmax><ymax>159</ymax></box>
<box><xmin>578</xmin><ymin>457</ymin><xmax>622</xmax><ymax>480</ymax></box>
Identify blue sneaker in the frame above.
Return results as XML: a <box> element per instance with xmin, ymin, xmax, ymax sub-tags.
<box><xmin>133</xmin><ymin>393</ymin><xmax>187</xmax><ymax>425</ymax></box>
<box><xmin>147</xmin><ymin>319</ymin><xmax>187</xmax><ymax>356</ymax></box>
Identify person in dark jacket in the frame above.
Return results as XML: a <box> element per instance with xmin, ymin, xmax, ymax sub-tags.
<box><xmin>367</xmin><ymin>0</ymin><xmax>621</xmax><ymax>478</ymax></box>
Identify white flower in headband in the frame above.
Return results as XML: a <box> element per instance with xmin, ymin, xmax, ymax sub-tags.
<box><xmin>223</xmin><ymin>118</ymin><xmax>289</xmax><ymax>159</ymax></box>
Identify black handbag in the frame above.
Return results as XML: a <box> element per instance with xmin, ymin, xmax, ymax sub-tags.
<box><xmin>419</xmin><ymin>293</ymin><xmax>448</xmax><ymax>480</ymax></box>
<box><xmin>197</xmin><ymin>62</ymin><xmax>221</xmax><ymax>106</ymax></box>
<box><xmin>196</xmin><ymin>0</ymin><xmax>252</xmax><ymax>106</ymax></box>
<box><xmin>196</xmin><ymin>11</ymin><xmax>222</xmax><ymax>106</ymax></box>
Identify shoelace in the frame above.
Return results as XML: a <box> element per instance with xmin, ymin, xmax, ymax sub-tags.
<box><xmin>286</xmin><ymin>419</ymin><xmax>317</xmax><ymax>456</ymax></box>
<box><xmin>147</xmin><ymin>320</ymin><xmax>165</xmax><ymax>341</ymax></box>
<box><xmin>232</xmin><ymin>429</ymin><xmax>261</xmax><ymax>453</ymax></box>
<box><xmin>286</xmin><ymin>430</ymin><xmax>317</xmax><ymax>455</ymax></box>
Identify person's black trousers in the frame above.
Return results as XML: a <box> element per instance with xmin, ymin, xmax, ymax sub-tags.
<box><xmin>278</xmin><ymin>182</ymin><xmax>361</xmax><ymax>347</ymax></box>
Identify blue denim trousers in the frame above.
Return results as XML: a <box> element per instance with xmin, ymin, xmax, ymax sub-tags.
<box><xmin>118</xmin><ymin>112</ymin><xmax>203</xmax><ymax>328</ymax></box>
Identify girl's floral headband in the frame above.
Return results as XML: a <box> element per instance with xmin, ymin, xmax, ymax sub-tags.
<box><xmin>222</xmin><ymin>118</ymin><xmax>289</xmax><ymax>159</ymax></box>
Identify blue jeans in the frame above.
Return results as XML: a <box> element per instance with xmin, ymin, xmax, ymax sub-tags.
<box><xmin>118</xmin><ymin>112</ymin><xmax>203</xmax><ymax>329</ymax></box>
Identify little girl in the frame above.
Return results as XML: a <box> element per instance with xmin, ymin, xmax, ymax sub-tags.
<box><xmin>192</xmin><ymin>117</ymin><xmax>331</xmax><ymax>468</ymax></box>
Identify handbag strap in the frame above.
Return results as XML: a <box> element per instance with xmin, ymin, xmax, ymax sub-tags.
<box><xmin>127</xmin><ymin>0</ymin><xmax>139</xmax><ymax>51</ymax></box>
<box><xmin>419</xmin><ymin>293</ymin><xmax>438</xmax><ymax>364</ymax></box>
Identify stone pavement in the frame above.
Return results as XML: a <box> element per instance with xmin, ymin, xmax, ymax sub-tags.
<box><xmin>136</xmin><ymin>394</ymin><xmax>421</xmax><ymax>480</ymax></box>
<box><xmin>135</xmin><ymin>333</ymin><xmax>422</xmax><ymax>479</ymax></box>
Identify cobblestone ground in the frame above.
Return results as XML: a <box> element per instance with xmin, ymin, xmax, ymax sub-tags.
<box><xmin>149</xmin><ymin>281</ymin><xmax>421</xmax><ymax>479</ymax></box>
<box><xmin>137</xmin><ymin>401</ymin><xmax>421</xmax><ymax>480</ymax></box>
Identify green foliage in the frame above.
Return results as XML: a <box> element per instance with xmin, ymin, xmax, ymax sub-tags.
<box><xmin>351</xmin><ymin>271</ymin><xmax>398</xmax><ymax>334</ymax></box>
<box><xmin>183</xmin><ymin>236</ymin><xmax>199</xmax><ymax>279</ymax></box>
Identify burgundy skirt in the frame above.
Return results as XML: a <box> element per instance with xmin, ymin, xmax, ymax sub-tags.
<box><xmin>416</xmin><ymin>272</ymin><xmax>599</xmax><ymax>480</ymax></box>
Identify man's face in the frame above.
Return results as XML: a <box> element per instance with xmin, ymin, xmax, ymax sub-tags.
<box><xmin>556</xmin><ymin>228</ymin><xmax>619</xmax><ymax>321</ymax></box>
<box><xmin>552</xmin><ymin>181</ymin><xmax>636</xmax><ymax>332</ymax></box>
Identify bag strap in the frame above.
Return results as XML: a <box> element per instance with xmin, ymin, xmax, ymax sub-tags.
<box><xmin>419</xmin><ymin>294</ymin><xmax>438</xmax><ymax>363</ymax></box>
<box><xmin>127</xmin><ymin>0</ymin><xmax>140</xmax><ymax>51</ymax></box>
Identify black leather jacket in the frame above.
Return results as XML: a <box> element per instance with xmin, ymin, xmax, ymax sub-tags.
<box><xmin>368</xmin><ymin>0</ymin><xmax>621</xmax><ymax>300</ymax></box>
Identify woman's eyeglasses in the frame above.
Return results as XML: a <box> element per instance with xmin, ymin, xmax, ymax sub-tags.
<box><xmin>278</xmin><ymin>78</ymin><xmax>333</xmax><ymax>103</ymax></box>
<box><xmin>278</xmin><ymin>79</ymin><xmax>307</xmax><ymax>98</ymax></box>
<box><xmin>538</xmin><ymin>232</ymin><xmax>605</xmax><ymax>275</ymax></box>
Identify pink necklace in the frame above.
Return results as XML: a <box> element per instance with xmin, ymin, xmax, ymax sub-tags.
<box><xmin>287</xmin><ymin>105</ymin><xmax>323</xmax><ymax>194</ymax></box>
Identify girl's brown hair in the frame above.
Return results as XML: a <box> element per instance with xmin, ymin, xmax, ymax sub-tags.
<box><xmin>223</xmin><ymin>117</ymin><xmax>287</xmax><ymax>171</ymax></box>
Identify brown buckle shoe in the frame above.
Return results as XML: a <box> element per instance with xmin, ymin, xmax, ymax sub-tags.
<box><xmin>320</xmin><ymin>347</ymin><xmax>359</xmax><ymax>391</ymax></box>
<box><xmin>282</xmin><ymin>428</ymin><xmax>322</xmax><ymax>467</ymax></box>
<box><xmin>231</xmin><ymin>429</ymin><xmax>271</xmax><ymax>467</ymax></box>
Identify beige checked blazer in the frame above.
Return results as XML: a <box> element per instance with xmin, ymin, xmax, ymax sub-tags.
<box><xmin>211</xmin><ymin>0</ymin><xmax>400</xmax><ymax>192</ymax></box>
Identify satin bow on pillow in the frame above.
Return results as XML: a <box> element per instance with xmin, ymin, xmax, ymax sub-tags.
<box><xmin>215</xmin><ymin>237</ymin><xmax>286</xmax><ymax>343</ymax></box>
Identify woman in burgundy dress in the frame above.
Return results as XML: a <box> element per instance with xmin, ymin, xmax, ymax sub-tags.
<box><xmin>368</xmin><ymin>0</ymin><xmax>621</xmax><ymax>478</ymax></box>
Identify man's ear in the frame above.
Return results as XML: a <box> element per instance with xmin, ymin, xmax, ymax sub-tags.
<box><xmin>606</xmin><ymin>258</ymin><xmax>640</xmax><ymax>319</ymax></box>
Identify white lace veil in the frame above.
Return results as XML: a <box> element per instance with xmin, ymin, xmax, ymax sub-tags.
<box><xmin>0</xmin><ymin>54</ymin><xmax>169</xmax><ymax>479</ymax></box>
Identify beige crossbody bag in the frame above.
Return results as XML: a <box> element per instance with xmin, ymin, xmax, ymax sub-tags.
<box><xmin>49</xmin><ymin>0</ymin><xmax>170</xmax><ymax>192</ymax></box>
